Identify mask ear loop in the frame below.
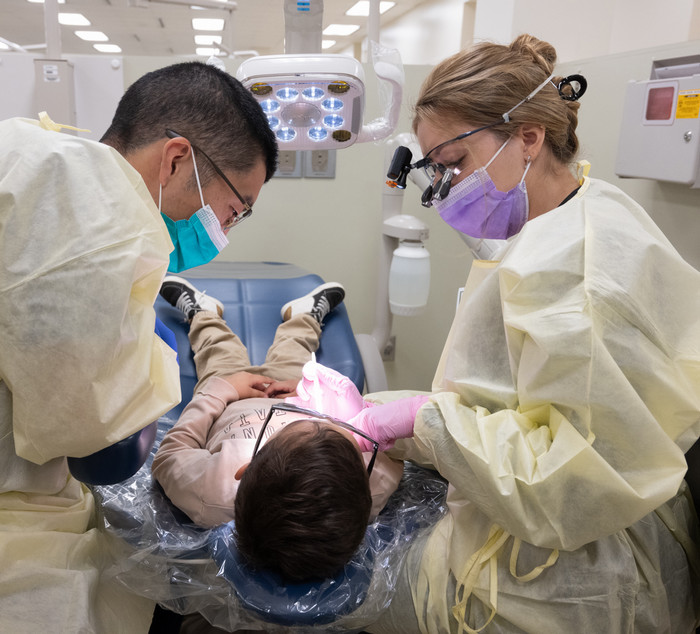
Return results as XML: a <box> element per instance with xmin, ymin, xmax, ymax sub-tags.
<box><xmin>502</xmin><ymin>73</ymin><xmax>555</xmax><ymax>123</ymax></box>
<box><xmin>520</xmin><ymin>156</ymin><xmax>532</xmax><ymax>185</ymax></box>
<box><xmin>158</xmin><ymin>184</ymin><xmax>162</xmax><ymax>213</ymax></box>
<box><xmin>190</xmin><ymin>148</ymin><xmax>207</xmax><ymax>209</ymax></box>
<box><xmin>484</xmin><ymin>138</ymin><xmax>511</xmax><ymax>169</ymax></box>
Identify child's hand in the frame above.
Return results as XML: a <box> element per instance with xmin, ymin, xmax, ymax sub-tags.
<box><xmin>265</xmin><ymin>379</ymin><xmax>298</xmax><ymax>399</ymax></box>
<box><xmin>223</xmin><ymin>372</ymin><xmax>275</xmax><ymax>400</ymax></box>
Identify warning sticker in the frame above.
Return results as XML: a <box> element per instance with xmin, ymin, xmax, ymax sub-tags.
<box><xmin>676</xmin><ymin>91</ymin><xmax>700</xmax><ymax>119</ymax></box>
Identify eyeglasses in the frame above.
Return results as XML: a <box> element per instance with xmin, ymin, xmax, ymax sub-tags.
<box><xmin>412</xmin><ymin>121</ymin><xmax>502</xmax><ymax>207</ymax></box>
<box><xmin>165</xmin><ymin>129</ymin><xmax>253</xmax><ymax>229</ymax></box>
<box><xmin>416</xmin><ymin>121</ymin><xmax>502</xmax><ymax>183</ymax></box>
<box><xmin>251</xmin><ymin>402</ymin><xmax>379</xmax><ymax>476</ymax></box>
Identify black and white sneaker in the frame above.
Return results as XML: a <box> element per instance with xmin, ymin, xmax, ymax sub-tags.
<box><xmin>160</xmin><ymin>276</ymin><xmax>224</xmax><ymax>322</ymax></box>
<box><xmin>281</xmin><ymin>282</ymin><xmax>345</xmax><ymax>325</ymax></box>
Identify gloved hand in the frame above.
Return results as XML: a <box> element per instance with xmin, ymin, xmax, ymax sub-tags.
<box><xmin>285</xmin><ymin>358</ymin><xmax>367</xmax><ymax>420</ymax></box>
<box><xmin>348</xmin><ymin>395</ymin><xmax>430</xmax><ymax>452</ymax></box>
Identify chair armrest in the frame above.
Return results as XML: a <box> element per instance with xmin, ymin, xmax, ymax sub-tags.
<box><xmin>68</xmin><ymin>421</ymin><xmax>157</xmax><ymax>485</ymax></box>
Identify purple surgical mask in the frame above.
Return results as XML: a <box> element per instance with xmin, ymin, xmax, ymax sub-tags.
<box><xmin>432</xmin><ymin>139</ymin><xmax>531</xmax><ymax>240</ymax></box>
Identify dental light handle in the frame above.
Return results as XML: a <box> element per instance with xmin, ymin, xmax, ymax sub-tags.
<box><xmin>357</xmin><ymin>43</ymin><xmax>403</xmax><ymax>144</ymax></box>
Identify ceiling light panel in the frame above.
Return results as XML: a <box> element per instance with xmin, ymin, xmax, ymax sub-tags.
<box><xmin>194</xmin><ymin>34</ymin><xmax>222</xmax><ymax>45</ymax></box>
<box><xmin>94</xmin><ymin>44</ymin><xmax>121</xmax><ymax>53</ymax></box>
<box><xmin>58</xmin><ymin>13</ymin><xmax>91</xmax><ymax>26</ymax></box>
<box><xmin>196</xmin><ymin>47</ymin><xmax>220</xmax><ymax>56</ymax></box>
<box><xmin>323</xmin><ymin>24</ymin><xmax>360</xmax><ymax>36</ymax></box>
<box><xmin>346</xmin><ymin>1</ymin><xmax>395</xmax><ymax>16</ymax></box>
<box><xmin>75</xmin><ymin>31</ymin><xmax>108</xmax><ymax>42</ymax></box>
<box><xmin>93</xmin><ymin>44</ymin><xmax>122</xmax><ymax>53</ymax></box>
<box><xmin>192</xmin><ymin>18</ymin><xmax>224</xmax><ymax>31</ymax></box>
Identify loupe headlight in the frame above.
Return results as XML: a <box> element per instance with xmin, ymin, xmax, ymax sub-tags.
<box><xmin>386</xmin><ymin>145</ymin><xmax>413</xmax><ymax>189</ymax></box>
<box><xmin>385</xmin><ymin>145</ymin><xmax>457</xmax><ymax>207</ymax></box>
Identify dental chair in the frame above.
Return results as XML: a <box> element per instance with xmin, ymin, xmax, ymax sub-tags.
<box><xmin>92</xmin><ymin>261</ymin><xmax>448</xmax><ymax>633</ymax></box>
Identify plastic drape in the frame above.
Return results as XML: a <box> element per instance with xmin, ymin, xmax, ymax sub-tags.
<box><xmin>92</xmin><ymin>418</ymin><xmax>447</xmax><ymax>632</ymax></box>
<box><xmin>357</xmin><ymin>41</ymin><xmax>404</xmax><ymax>145</ymax></box>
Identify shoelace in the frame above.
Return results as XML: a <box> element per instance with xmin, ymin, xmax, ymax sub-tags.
<box><xmin>175</xmin><ymin>292</ymin><xmax>197</xmax><ymax>318</ymax></box>
<box><xmin>311</xmin><ymin>295</ymin><xmax>331</xmax><ymax>322</ymax></box>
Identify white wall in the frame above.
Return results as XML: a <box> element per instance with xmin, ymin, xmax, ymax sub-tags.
<box><xmin>374</xmin><ymin>0</ymin><xmax>700</xmax><ymax>66</ymax></box>
<box><xmin>479</xmin><ymin>0</ymin><xmax>699</xmax><ymax>61</ymax></box>
<box><xmin>609</xmin><ymin>0</ymin><xmax>698</xmax><ymax>54</ymax></box>
<box><xmin>0</xmin><ymin>55</ymin><xmax>35</xmax><ymax>121</ymax></box>
<box><xmin>377</xmin><ymin>0</ymin><xmax>467</xmax><ymax>65</ymax></box>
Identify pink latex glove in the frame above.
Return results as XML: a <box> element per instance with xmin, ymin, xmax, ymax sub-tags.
<box><xmin>348</xmin><ymin>395</ymin><xmax>430</xmax><ymax>452</ymax></box>
<box><xmin>285</xmin><ymin>358</ymin><xmax>368</xmax><ymax>420</ymax></box>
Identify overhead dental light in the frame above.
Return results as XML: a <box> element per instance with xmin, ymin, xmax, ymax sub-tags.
<box><xmin>235</xmin><ymin>0</ymin><xmax>402</xmax><ymax>150</ymax></box>
<box><xmin>237</xmin><ymin>54</ymin><xmax>364</xmax><ymax>149</ymax></box>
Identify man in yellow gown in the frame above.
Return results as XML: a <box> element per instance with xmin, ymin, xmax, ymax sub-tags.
<box><xmin>0</xmin><ymin>61</ymin><xmax>277</xmax><ymax>632</ymax></box>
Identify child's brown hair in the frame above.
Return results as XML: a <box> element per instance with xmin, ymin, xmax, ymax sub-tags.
<box><xmin>234</xmin><ymin>420</ymin><xmax>372</xmax><ymax>581</ymax></box>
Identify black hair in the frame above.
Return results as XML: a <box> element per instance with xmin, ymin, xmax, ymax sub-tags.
<box><xmin>101</xmin><ymin>61</ymin><xmax>277</xmax><ymax>181</ymax></box>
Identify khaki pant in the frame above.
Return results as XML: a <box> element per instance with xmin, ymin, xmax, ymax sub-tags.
<box><xmin>188</xmin><ymin>311</ymin><xmax>321</xmax><ymax>392</ymax></box>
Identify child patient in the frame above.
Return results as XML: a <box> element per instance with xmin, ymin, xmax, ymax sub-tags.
<box><xmin>151</xmin><ymin>276</ymin><xmax>404</xmax><ymax>582</ymax></box>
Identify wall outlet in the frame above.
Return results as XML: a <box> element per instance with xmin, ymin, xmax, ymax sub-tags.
<box><xmin>274</xmin><ymin>150</ymin><xmax>303</xmax><ymax>178</ymax></box>
<box><xmin>303</xmin><ymin>149</ymin><xmax>336</xmax><ymax>178</ymax></box>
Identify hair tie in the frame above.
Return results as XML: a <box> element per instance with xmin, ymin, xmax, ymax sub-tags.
<box><xmin>556</xmin><ymin>74</ymin><xmax>587</xmax><ymax>101</ymax></box>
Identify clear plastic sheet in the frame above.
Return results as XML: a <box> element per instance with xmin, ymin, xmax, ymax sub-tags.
<box><xmin>357</xmin><ymin>40</ymin><xmax>404</xmax><ymax>145</ymax></box>
<box><xmin>92</xmin><ymin>418</ymin><xmax>448</xmax><ymax>632</ymax></box>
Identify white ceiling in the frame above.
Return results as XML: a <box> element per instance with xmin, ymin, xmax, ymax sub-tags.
<box><xmin>0</xmin><ymin>0</ymin><xmax>427</xmax><ymax>58</ymax></box>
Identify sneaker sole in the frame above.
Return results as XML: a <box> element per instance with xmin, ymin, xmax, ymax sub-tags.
<box><xmin>280</xmin><ymin>282</ymin><xmax>345</xmax><ymax>321</ymax></box>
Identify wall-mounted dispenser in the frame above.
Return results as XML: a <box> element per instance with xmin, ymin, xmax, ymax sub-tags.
<box><xmin>615</xmin><ymin>55</ymin><xmax>700</xmax><ymax>187</ymax></box>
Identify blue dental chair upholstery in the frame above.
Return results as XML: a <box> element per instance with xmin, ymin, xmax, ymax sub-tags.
<box><xmin>92</xmin><ymin>262</ymin><xmax>448</xmax><ymax>632</ymax></box>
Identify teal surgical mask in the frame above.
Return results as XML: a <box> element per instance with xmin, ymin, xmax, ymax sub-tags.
<box><xmin>160</xmin><ymin>149</ymin><xmax>229</xmax><ymax>273</ymax></box>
